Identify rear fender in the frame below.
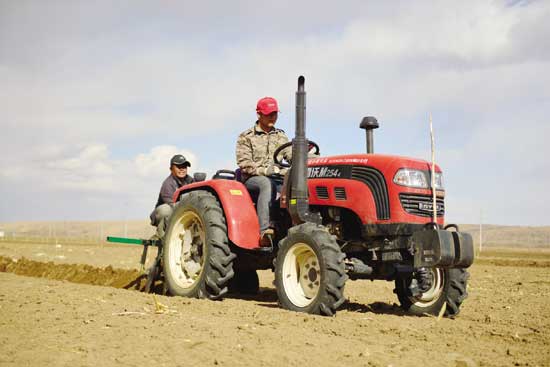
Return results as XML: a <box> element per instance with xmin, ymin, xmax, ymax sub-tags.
<box><xmin>173</xmin><ymin>180</ymin><xmax>261</xmax><ymax>249</ymax></box>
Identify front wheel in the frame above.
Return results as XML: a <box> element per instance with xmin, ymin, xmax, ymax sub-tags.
<box><xmin>395</xmin><ymin>268</ymin><xmax>469</xmax><ymax>317</ymax></box>
<box><xmin>274</xmin><ymin>223</ymin><xmax>348</xmax><ymax>316</ymax></box>
<box><xmin>163</xmin><ymin>191</ymin><xmax>236</xmax><ymax>299</ymax></box>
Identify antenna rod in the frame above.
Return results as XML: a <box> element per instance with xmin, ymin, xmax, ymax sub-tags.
<box><xmin>479</xmin><ymin>209</ymin><xmax>483</xmax><ymax>253</ymax></box>
<box><xmin>429</xmin><ymin>113</ymin><xmax>437</xmax><ymax>224</ymax></box>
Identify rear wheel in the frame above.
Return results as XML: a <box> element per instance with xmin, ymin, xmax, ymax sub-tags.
<box><xmin>395</xmin><ymin>268</ymin><xmax>469</xmax><ymax>317</ymax></box>
<box><xmin>275</xmin><ymin>223</ymin><xmax>347</xmax><ymax>316</ymax></box>
<box><xmin>163</xmin><ymin>191</ymin><xmax>235</xmax><ymax>299</ymax></box>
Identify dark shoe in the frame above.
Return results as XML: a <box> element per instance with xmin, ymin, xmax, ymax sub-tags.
<box><xmin>260</xmin><ymin>228</ymin><xmax>274</xmax><ymax>248</ymax></box>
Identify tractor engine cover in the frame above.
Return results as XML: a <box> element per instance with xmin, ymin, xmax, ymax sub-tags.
<box><xmin>411</xmin><ymin>229</ymin><xmax>474</xmax><ymax>268</ymax></box>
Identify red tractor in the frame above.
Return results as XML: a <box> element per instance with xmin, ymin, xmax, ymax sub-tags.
<box><xmin>161</xmin><ymin>76</ymin><xmax>474</xmax><ymax>317</ymax></box>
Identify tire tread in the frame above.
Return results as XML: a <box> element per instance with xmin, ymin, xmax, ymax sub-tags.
<box><xmin>275</xmin><ymin>222</ymin><xmax>347</xmax><ymax>316</ymax></box>
<box><xmin>163</xmin><ymin>190</ymin><xmax>235</xmax><ymax>300</ymax></box>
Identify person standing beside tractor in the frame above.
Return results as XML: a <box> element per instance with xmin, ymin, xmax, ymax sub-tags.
<box><xmin>150</xmin><ymin>154</ymin><xmax>194</xmax><ymax>239</ymax></box>
<box><xmin>236</xmin><ymin>97</ymin><xmax>291</xmax><ymax>246</ymax></box>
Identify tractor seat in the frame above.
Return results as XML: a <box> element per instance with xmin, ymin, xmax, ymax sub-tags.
<box><xmin>212</xmin><ymin>169</ymin><xmax>238</xmax><ymax>180</ymax></box>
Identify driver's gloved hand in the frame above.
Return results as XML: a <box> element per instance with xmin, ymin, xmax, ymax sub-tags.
<box><xmin>279</xmin><ymin>167</ymin><xmax>289</xmax><ymax>176</ymax></box>
<box><xmin>259</xmin><ymin>165</ymin><xmax>281</xmax><ymax>176</ymax></box>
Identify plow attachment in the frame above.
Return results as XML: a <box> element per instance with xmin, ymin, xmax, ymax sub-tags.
<box><xmin>106</xmin><ymin>236</ymin><xmax>163</xmax><ymax>293</ymax></box>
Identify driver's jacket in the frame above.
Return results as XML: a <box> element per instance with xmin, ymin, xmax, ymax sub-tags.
<box><xmin>236</xmin><ymin>122</ymin><xmax>291</xmax><ymax>181</ymax></box>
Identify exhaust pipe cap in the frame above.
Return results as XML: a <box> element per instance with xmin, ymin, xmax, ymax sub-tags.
<box><xmin>360</xmin><ymin>116</ymin><xmax>379</xmax><ymax>130</ymax></box>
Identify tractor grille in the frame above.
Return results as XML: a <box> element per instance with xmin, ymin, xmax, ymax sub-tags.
<box><xmin>351</xmin><ymin>167</ymin><xmax>390</xmax><ymax>220</ymax></box>
<box><xmin>315</xmin><ymin>186</ymin><xmax>329</xmax><ymax>200</ymax></box>
<box><xmin>400</xmin><ymin>193</ymin><xmax>445</xmax><ymax>217</ymax></box>
<box><xmin>334</xmin><ymin>187</ymin><xmax>347</xmax><ymax>200</ymax></box>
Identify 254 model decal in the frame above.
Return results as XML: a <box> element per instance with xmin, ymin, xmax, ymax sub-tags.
<box><xmin>308</xmin><ymin>166</ymin><xmax>342</xmax><ymax>179</ymax></box>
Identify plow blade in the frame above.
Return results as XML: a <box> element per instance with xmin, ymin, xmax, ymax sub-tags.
<box><xmin>106</xmin><ymin>236</ymin><xmax>163</xmax><ymax>292</ymax></box>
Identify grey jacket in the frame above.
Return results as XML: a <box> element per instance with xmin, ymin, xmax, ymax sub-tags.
<box><xmin>154</xmin><ymin>174</ymin><xmax>194</xmax><ymax>208</ymax></box>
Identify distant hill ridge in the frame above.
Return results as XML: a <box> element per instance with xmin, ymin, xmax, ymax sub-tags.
<box><xmin>0</xmin><ymin>221</ymin><xmax>549</xmax><ymax>248</ymax></box>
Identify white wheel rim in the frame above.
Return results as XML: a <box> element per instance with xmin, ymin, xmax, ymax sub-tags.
<box><xmin>282</xmin><ymin>242</ymin><xmax>321</xmax><ymax>308</ymax></box>
<box><xmin>411</xmin><ymin>268</ymin><xmax>444</xmax><ymax>308</ymax></box>
<box><xmin>166</xmin><ymin>210</ymin><xmax>205</xmax><ymax>289</ymax></box>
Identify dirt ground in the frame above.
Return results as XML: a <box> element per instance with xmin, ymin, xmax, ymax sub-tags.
<box><xmin>0</xmin><ymin>240</ymin><xmax>549</xmax><ymax>367</ymax></box>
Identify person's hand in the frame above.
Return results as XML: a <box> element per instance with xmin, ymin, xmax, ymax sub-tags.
<box><xmin>265</xmin><ymin>165</ymin><xmax>281</xmax><ymax>176</ymax></box>
<box><xmin>259</xmin><ymin>165</ymin><xmax>281</xmax><ymax>176</ymax></box>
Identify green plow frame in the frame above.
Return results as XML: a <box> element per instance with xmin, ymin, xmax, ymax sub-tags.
<box><xmin>106</xmin><ymin>236</ymin><xmax>161</xmax><ymax>247</ymax></box>
<box><xmin>106</xmin><ymin>236</ymin><xmax>162</xmax><ymax>272</ymax></box>
<box><xmin>106</xmin><ymin>236</ymin><xmax>164</xmax><ymax>293</ymax></box>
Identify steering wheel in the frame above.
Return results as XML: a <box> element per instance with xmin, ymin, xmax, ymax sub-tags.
<box><xmin>273</xmin><ymin>140</ymin><xmax>320</xmax><ymax>168</ymax></box>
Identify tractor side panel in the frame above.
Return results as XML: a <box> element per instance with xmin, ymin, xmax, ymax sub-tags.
<box><xmin>173</xmin><ymin>180</ymin><xmax>261</xmax><ymax>249</ymax></box>
<box><xmin>308</xmin><ymin>178</ymin><xmax>379</xmax><ymax>223</ymax></box>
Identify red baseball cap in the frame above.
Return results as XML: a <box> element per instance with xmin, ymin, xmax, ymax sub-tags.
<box><xmin>256</xmin><ymin>97</ymin><xmax>279</xmax><ymax>115</ymax></box>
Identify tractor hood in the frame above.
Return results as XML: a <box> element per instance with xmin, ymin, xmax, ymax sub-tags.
<box><xmin>307</xmin><ymin>154</ymin><xmax>442</xmax><ymax>178</ymax></box>
<box><xmin>305</xmin><ymin>153</ymin><xmax>444</xmax><ymax>225</ymax></box>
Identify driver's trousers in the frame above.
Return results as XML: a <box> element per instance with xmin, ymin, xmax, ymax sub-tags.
<box><xmin>245</xmin><ymin>176</ymin><xmax>280</xmax><ymax>232</ymax></box>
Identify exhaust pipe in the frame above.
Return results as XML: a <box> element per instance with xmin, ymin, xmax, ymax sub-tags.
<box><xmin>289</xmin><ymin>76</ymin><xmax>319</xmax><ymax>224</ymax></box>
<box><xmin>359</xmin><ymin>116</ymin><xmax>379</xmax><ymax>153</ymax></box>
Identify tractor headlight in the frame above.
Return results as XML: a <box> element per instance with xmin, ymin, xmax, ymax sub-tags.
<box><xmin>393</xmin><ymin>169</ymin><xmax>445</xmax><ymax>190</ymax></box>
<box><xmin>433</xmin><ymin>172</ymin><xmax>444</xmax><ymax>190</ymax></box>
<box><xmin>393</xmin><ymin>169</ymin><xmax>429</xmax><ymax>188</ymax></box>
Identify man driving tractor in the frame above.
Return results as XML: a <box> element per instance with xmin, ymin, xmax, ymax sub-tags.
<box><xmin>236</xmin><ymin>97</ymin><xmax>291</xmax><ymax>247</ymax></box>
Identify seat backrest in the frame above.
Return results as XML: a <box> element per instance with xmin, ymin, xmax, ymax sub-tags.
<box><xmin>212</xmin><ymin>169</ymin><xmax>237</xmax><ymax>180</ymax></box>
<box><xmin>235</xmin><ymin>168</ymin><xmax>242</xmax><ymax>182</ymax></box>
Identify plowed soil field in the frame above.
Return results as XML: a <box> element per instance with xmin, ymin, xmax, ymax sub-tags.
<box><xmin>0</xmin><ymin>241</ymin><xmax>549</xmax><ymax>367</ymax></box>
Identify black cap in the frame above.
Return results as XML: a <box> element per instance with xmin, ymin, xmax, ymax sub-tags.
<box><xmin>170</xmin><ymin>154</ymin><xmax>191</xmax><ymax>167</ymax></box>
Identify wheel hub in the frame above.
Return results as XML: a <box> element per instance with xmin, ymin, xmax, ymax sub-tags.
<box><xmin>166</xmin><ymin>211</ymin><xmax>205</xmax><ymax>289</ymax></box>
<box><xmin>412</xmin><ymin>268</ymin><xmax>444</xmax><ymax>307</ymax></box>
<box><xmin>307</xmin><ymin>267</ymin><xmax>318</xmax><ymax>282</ymax></box>
<box><xmin>282</xmin><ymin>243</ymin><xmax>321</xmax><ymax>307</ymax></box>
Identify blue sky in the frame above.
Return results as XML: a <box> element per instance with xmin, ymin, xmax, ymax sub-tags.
<box><xmin>1</xmin><ymin>0</ymin><xmax>549</xmax><ymax>225</ymax></box>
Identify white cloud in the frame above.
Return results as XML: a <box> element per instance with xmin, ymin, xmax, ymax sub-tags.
<box><xmin>1</xmin><ymin>0</ymin><xmax>549</xmax><ymax>224</ymax></box>
<box><xmin>2</xmin><ymin>143</ymin><xmax>197</xmax><ymax>194</ymax></box>
<box><xmin>135</xmin><ymin>146</ymin><xmax>197</xmax><ymax>178</ymax></box>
